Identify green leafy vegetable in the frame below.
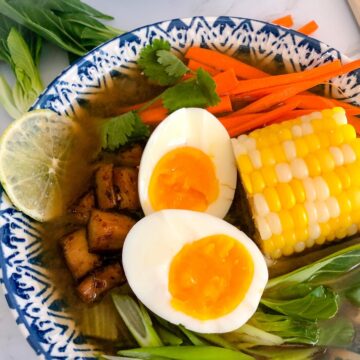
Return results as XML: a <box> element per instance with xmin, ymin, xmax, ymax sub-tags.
<box><xmin>101</xmin><ymin>111</ymin><xmax>150</xmax><ymax>151</ymax></box>
<box><xmin>266</xmin><ymin>243</ymin><xmax>360</xmax><ymax>290</ymax></box>
<box><xmin>156</xmin><ymin>326</ymin><xmax>183</xmax><ymax>346</ymax></box>
<box><xmin>318</xmin><ymin>317</ymin><xmax>355</xmax><ymax>347</ymax></box>
<box><xmin>0</xmin><ymin>0</ymin><xmax>123</xmax><ymax>56</ymax></box>
<box><xmin>261</xmin><ymin>286</ymin><xmax>339</xmax><ymax>321</ymax></box>
<box><xmin>138</xmin><ymin>39</ymin><xmax>188</xmax><ymax>86</ymax></box>
<box><xmin>162</xmin><ymin>69</ymin><xmax>220</xmax><ymax>112</ymax></box>
<box><xmin>345</xmin><ymin>285</ymin><xmax>360</xmax><ymax>306</ymax></box>
<box><xmin>112</xmin><ymin>294</ymin><xmax>163</xmax><ymax>348</ymax></box>
<box><xmin>178</xmin><ymin>326</ymin><xmax>207</xmax><ymax>346</ymax></box>
<box><xmin>0</xmin><ymin>27</ymin><xmax>43</xmax><ymax>118</ymax></box>
<box><xmin>118</xmin><ymin>346</ymin><xmax>254</xmax><ymax>360</ymax></box>
<box><xmin>245</xmin><ymin>346</ymin><xmax>320</xmax><ymax>360</ymax></box>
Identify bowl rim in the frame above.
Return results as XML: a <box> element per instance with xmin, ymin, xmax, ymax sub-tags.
<box><xmin>0</xmin><ymin>15</ymin><xmax>358</xmax><ymax>360</ymax></box>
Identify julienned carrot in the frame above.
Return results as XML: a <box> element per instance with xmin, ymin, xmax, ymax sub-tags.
<box><xmin>230</xmin><ymin>60</ymin><xmax>341</xmax><ymax>94</ymax></box>
<box><xmin>213</xmin><ymin>69</ymin><xmax>239</xmax><ymax>94</ymax></box>
<box><xmin>230</xmin><ymin>78</ymin><xmax>322</xmax><ymax>116</ymax></box>
<box><xmin>297</xmin><ymin>20</ymin><xmax>319</xmax><ymax>36</ymax></box>
<box><xmin>207</xmin><ymin>95</ymin><xmax>232</xmax><ymax>114</ymax></box>
<box><xmin>272</xmin><ymin>15</ymin><xmax>294</xmax><ymax>27</ymax></box>
<box><xmin>185</xmin><ymin>47</ymin><xmax>269</xmax><ymax>79</ymax></box>
<box><xmin>293</xmin><ymin>94</ymin><xmax>334</xmax><ymax>110</ymax></box>
<box><xmin>187</xmin><ymin>59</ymin><xmax>219</xmax><ymax>76</ymax></box>
<box><xmin>347</xmin><ymin>115</ymin><xmax>360</xmax><ymax>134</ymax></box>
<box><xmin>222</xmin><ymin>99</ymin><xmax>300</xmax><ymax>137</ymax></box>
<box><xmin>139</xmin><ymin>106</ymin><xmax>168</xmax><ymax>125</ymax></box>
<box><xmin>329</xmin><ymin>98</ymin><xmax>360</xmax><ymax>111</ymax></box>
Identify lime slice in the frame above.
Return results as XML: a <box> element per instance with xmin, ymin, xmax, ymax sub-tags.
<box><xmin>0</xmin><ymin>109</ymin><xmax>78</xmax><ymax>222</ymax></box>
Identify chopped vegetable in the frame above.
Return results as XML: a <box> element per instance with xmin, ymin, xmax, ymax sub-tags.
<box><xmin>101</xmin><ymin>111</ymin><xmax>150</xmax><ymax>151</ymax></box>
<box><xmin>118</xmin><ymin>345</ymin><xmax>254</xmax><ymax>360</ymax></box>
<box><xmin>112</xmin><ymin>294</ymin><xmax>163</xmax><ymax>347</ymax></box>
<box><xmin>95</xmin><ymin>164</ymin><xmax>117</xmax><ymax>210</ymax></box>
<box><xmin>69</xmin><ymin>190</ymin><xmax>95</xmax><ymax>224</ymax></box>
<box><xmin>272</xmin><ymin>15</ymin><xmax>294</xmax><ymax>27</ymax></box>
<box><xmin>138</xmin><ymin>39</ymin><xmax>189</xmax><ymax>86</ymax></box>
<box><xmin>297</xmin><ymin>20</ymin><xmax>319</xmax><ymax>36</ymax></box>
<box><xmin>139</xmin><ymin>105</ymin><xmax>169</xmax><ymax>125</ymax></box>
<box><xmin>187</xmin><ymin>59</ymin><xmax>219</xmax><ymax>76</ymax></box>
<box><xmin>213</xmin><ymin>69</ymin><xmax>239</xmax><ymax>94</ymax></box>
<box><xmin>185</xmin><ymin>47</ymin><xmax>268</xmax><ymax>79</ymax></box>
<box><xmin>207</xmin><ymin>95</ymin><xmax>233</xmax><ymax>114</ymax></box>
<box><xmin>0</xmin><ymin>0</ymin><xmax>123</xmax><ymax>56</ymax></box>
<box><xmin>113</xmin><ymin>167</ymin><xmax>140</xmax><ymax>210</ymax></box>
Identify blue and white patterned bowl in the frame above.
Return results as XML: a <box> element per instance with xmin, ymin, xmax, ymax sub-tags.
<box><xmin>0</xmin><ymin>16</ymin><xmax>359</xmax><ymax>360</ymax></box>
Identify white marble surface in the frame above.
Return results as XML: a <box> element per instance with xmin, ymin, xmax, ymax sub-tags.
<box><xmin>0</xmin><ymin>0</ymin><xmax>359</xmax><ymax>359</ymax></box>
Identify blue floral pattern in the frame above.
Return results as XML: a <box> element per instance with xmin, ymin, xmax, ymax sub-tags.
<box><xmin>0</xmin><ymin>16</ymin><xmax>359</xmax><ymax>360</ymax></box>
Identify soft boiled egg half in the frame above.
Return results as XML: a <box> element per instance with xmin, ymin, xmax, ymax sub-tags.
<box><xmin>122</xmin><ymin>210</ymin><xmax>268</xmax><ymax>333</ymax></box>
<box><xmin>138</xmin><ymin>108</ymin><xmax>237</xmax><ymax>218</ymax></box>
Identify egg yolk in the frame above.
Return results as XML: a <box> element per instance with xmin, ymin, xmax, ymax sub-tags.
<box><xmin>148</xmin><ymin>146</ymin><xmax>219</xmax><ymax>212</ymax></box>
<box><xmin>168</xmin><ymin>234</ymin><xmax>254</xmax><ymax>320</ymax></box>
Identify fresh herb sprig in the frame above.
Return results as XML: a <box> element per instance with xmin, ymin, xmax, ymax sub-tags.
<box><xmin>101</xmin><ymin>39</ymin><xmax>220</xmax><ymax>151</ymax></box>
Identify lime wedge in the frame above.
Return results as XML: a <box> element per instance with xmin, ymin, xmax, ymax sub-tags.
<box><xmin>0</xmin><ymin>109</ymin><xmax>78</xmax><ymax>222</ymax></box>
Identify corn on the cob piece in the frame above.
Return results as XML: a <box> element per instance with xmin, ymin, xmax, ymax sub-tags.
<box><xmin>232</xmin><ymin>107</ymin><xmax>360</xmax><ymax>259</ymax></box>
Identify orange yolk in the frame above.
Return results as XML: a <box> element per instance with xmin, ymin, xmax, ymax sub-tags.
<box><xmin>149</xmin><ymin>146</ymin><xmax>219</xmax><ymax>212</ymax></box>
<box><xmin>168</xmin><ymin>234</ymin><xmax>254</xmax><ymax>320</ymax></box>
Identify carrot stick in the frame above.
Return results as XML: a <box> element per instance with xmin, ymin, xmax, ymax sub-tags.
<box><xmin>187</xmin><ymin>59</ymin><xmax>219</xmax><ymax>76</ymax></box>
<box><xmin>213</xmin><ymin>69</ymin><xmax>239</xmax><ymax>94</ymax></box>
<box><xmin>185</xmin><ymin>47</ymin><xmax>269</xmax><ymax>79</ymax></box>
<box><xmin>347</xmin><ymin>115</ymin><xmax>360</xmax><ymax>134</ymax></box>
<box><xmin>297</xmin><ymin>20</ymin><xmax>319</xmax><ymax>36</ymax></box>
<box><xmin>272</xmin><ymin>15</ymin><xmax>294</xmax><ymax>27</ymax></box>
<box><xmin>220</xmin><ymin>99</ymin><xmax>300</xmax><ymax>135</ymax></box>
<box><xmin>293</xmin><ymin>94</ymin><xmax>335</xmax><ymax>109</ymax></box>
<box><xmin>230</xmin><ymin>79</ymin><xmax>322</xmax><ymax>116</ymax></box>
<box><xmin>139</xmin><ymin>106</ymin><xmax>168</xmax><ymax>125</ymax></box>
<box><xmin>207</xmin><ymin>95</ymin><xmax>232</xmax><ymax>114</ymax></box>
<box><xmin>230</xmin><ymin>60</ymin><xmax>341</xmax><ymax>94</ymax></box>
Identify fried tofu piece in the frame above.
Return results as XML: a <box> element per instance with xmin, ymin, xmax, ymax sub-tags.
<box><xmin>69</xmin><ymin>190</ymin><xmax>95</xmax><ymax>224</ymax></box>
<box><xmin>60</xmin><ymin>228</ymin><xmax>102</xmax><ymax>280</ymax></box>
<box><xmin>77</xmin><ymin>263</ymin><xmax>125</xmax><ymax>303</ymax></box>
<box><xmin>87</xmin><ymin>209</ymin><xmax>136</xmax><ymax>253</ymax></box>
<box><xmin>95</xmin><ymin>164</ymin><xmax>116</xmax><ymax>210</ymax></box>
<box><xmin>115</xmin><ymin>144</ymin><xmax>143</xmax><ymax>167</ymax></box>
<box><xmin>113</xmin><ymin>167</ymin><xmax>140</xmax><ymax>210</ymax></box>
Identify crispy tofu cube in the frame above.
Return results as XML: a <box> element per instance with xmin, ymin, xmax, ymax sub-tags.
<box><xmin>77</xmin><ymin>263</ymin><xmax>125</xmax><ymax>303</ymax></box>
<box><xmin>87</xmin><ymin>209</ymin><xmax>136</xmax><ymax>252</ymax></box>
<box><xmin>113</xmin><ymin>167</ymin><xmax>140</xmax><ymax>210</ymax></box>
<box><xmin>60</xmin><ymin>228</ymin><xmax>102</xmax><ymax>280</ymax></box>
<box><xmin>95</xmin><ymin>164</ymin><xmax>116</xmax><ymax>210</ymax></box>
<box><xmin>115</xmin><ymin>144</ymin><xmax>143</xmax><ymax>167</ymax></box>
<box><xmin>69</xmin><ymin>190</ymin><xmax>95</xmax><ymax>224</ymax></box>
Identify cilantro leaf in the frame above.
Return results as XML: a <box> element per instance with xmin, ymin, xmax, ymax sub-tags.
<box><xmin>162</xmin><ymin>69</ymin><xmax>220</xmax><ymax>112</ymax></box>
<box><xmin>197</xmin><ymin>68</ymin><xmax>220</xmax><ymax>106</ymax></box>
<box><xmin>101</xmin><ymin>111</ymin><xmax>150</xmax><ymax>151</ymax></box>
<box><xmin>156</xmin><ymin>49</ymin><xmax>188</xmax><ymax>78</ymax></box>
<box><xmin>138</xmin><ymin>39</ymin><xmax>188</xmax><ymax>86</ymax></box>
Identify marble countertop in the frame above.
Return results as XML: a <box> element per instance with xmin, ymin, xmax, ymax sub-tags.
<box><xmin>0</xmin><ymin>0</ymin><xmax>359</xmax><ymax>359</ymax></box>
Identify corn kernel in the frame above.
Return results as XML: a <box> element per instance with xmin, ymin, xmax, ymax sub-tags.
<box><xmin>345</xmin><ymin>162</ymin><xmax>360</xmax><ymax>187</ymax></box>
<box><xmin>266</xmin><ymin>212</ymin><xmax>282</xmax><ymax>235</ymax></box>
<box><xmin>313</xmin><ymin>176</ymin><xmax>330</xmax><ymax>201</ymax></box>
<box><xmin>335</xmin><ymin>167</ymin><xmax>351</xmax><ymax>189</ymax></box>
<box><xmin>283</xmin><ymin>140</ymin><xmax>297</xmax><ymax>160</ymax></box>
<box><xmin>317</xmin><ymin>132</ymin><xmax>330</xmax><ymax>148</ymax></box>
<box><xmin>347</xmin><ymin>224</ymin><xmax>358</xmax><ymax>236</ymax></box>
<box><xmin>341</xmin><ymin>144</ymin><xmax>356</xmax><ymax>164</ymax></box>
<box><xmin>329</xmin><ymin>146</ymin><xmax>344</xmax><ymax>166</ymax></box>
<box><xmin>315</xmin><ymin>201</ymin><xmax>330</xmax><ymax>223</ymax></box>
<box><xmin>248</xmin><ymin>149</ymin><xmax>262</xmax><ymax>169</ymax></box>
<box><xmin>341</xmin><ymin>124</ymin><xmax>356</xmax><ymax>142</ymax></box>
<box><xmin>270</xmin><ymin>234</ymin><xmax>285</xmax><ymax>248</ymax></box>
<box><xmin>348</xmin><ymin>189</ymin><xmax>360</xmax><ymax>211</ymax></box>
<box><xmin>262</xmin><ymin>238</ymin><xmax>275</xmax><ymax>253</ymax></box>
<box><xmin>350</xmin><ymin>138</ymin><xmax>360</xmax><ymax>158</ymax></box>
<box><xmin>253</xmin><ymin>194</ymin><xmax>270</xmax><ymax>217</ymax></box>
<box><xmin>242</xmin><ymin>174</ymin><xmax>253</xmax><ymax>194</ymax></box>
<box><xmin>294</xmin><ymin>239</ymin><xmax>306</xmax><ymax>252</ymax></box>
<box><xmin>304</xmin><ymin>201</ymin><xmax>318</xmax><ymax>224</ymax></box>
<box><xmin>326</xmin><ymin>197</ymin><xmax>340</xmax><ymax>218</ymax></box>
<box><xmin>278</xmin><ymin>128</ymin><xmax>292</xmax><ymax>141</ymax></box>
<box><xmin>308</xmin><ymin>223</ymin><xmax>321</xmax><ymax>241</ymax></box>
<box><xmin>337</xmin><ymin>193</ymin><xmax>352</xmax><ymax>213</ymax></box>
<box><xmin>250</xmin><ymin>171</ymin><xmax>266</xmax><ymax>193</ymax></box>
<box><xmin>272</xmin><ymin>145</ymin><xmax>286</xmax><ymax>162</ymax></box>
<box><xmin>302</xmin><ymin>178</ymin><xmax>317</xmax><ymax>202</ymax></box>
<box><xmin>237</xmin><ymin>154</ymin><xmax>253</xmax><ymax>174</ymax></box>
<box><xmin>315</xmin><ymin>235</ymin><xmax>326</xmax><ymax>245</ymax></box>
<box><xmin>271</xmin><ymin>248</ymin><xmax>283</xmax><ymax>259</ymax></box>
<box><xmin>316</xmin><ymin>149</ymin><xmax>335</xmax><ymax>172</ymax></box>
<box><xmin>282</xmin><ymin>246</ymin><xmax>294</xmax><ymax>256</ymax></box>
<box><xmin>289</xmin><ymin>178</ymin><xmax>306</xmax><ymax>203</ymax></box>
<box><xmin>261</xmin><ymin>166</ymin><xmax>278</xmax><ymax>187</ymax></box>
<box><xmin>329</xmin><ymin>128</ymin><xmax>344</xmax><ymax>146</ymax></box>
<box><xmin>290</xmin><ymin>158</ymin><xmax>309</xmax><ymax>179</ymax></box>
<box><xmin>304</xmin><ymin>133</ymin><xmax>321</xmax><ymax>152</ymax></box>
<box><xmin>255</xmin><ymin>216</ymin><xmax>272</xmax><ymax>240</ymax></box>
<box><xmin>276</xmin><ymin>183</ymin><xmax>296</xmax><ymax>210</ymax></box>
<box><xmin>304</xmin><ymin>155</ymin><xmax>321</xmax><ymax>177</ymax></box>
<box><xmin>291</xmin><ymin>124</ymin><xmax>303</xmax><ymax>137</ymax></box>
<box><xmin>319</xmin><ymin>222</ymin><xmax>332</xmax><ymax>238</ymax></box>
<box><xmin>263</xmin><ymin>187</ymin><xmax>281</xmax><ymax>212</ymax></box>
<box><xmin>278</xmin><ymin>210</ymin><xmax>295</xmax><ymax>230</ymax></box>
<box><xmin>294</xmin><ymin>138</ymin><xmax>309</xmax><ymax>157</ymax></box>
<box><xmin>260</xmin><ymin>148</ymin><xmax>276</xmax><ymax>166</ymax></box>
<box><xmin>290</xmin><ymin>204</ymin><xmax>308</xmax><ymax>228</ymax></box>
<box><xmin>275</xmin><ymin>163</ymin><xmax>292</xmax><ymax>182</ymax></box>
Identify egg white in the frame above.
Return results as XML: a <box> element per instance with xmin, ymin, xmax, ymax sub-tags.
<box><xmin>122</xmin><ymin>209</ymin><xmax>268</xmax><ymax>334</ymax></box>
<box><xmin>138</xmin><ymin>108</ymin><xmax>237</xmax><ymax>218</ymax></box>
